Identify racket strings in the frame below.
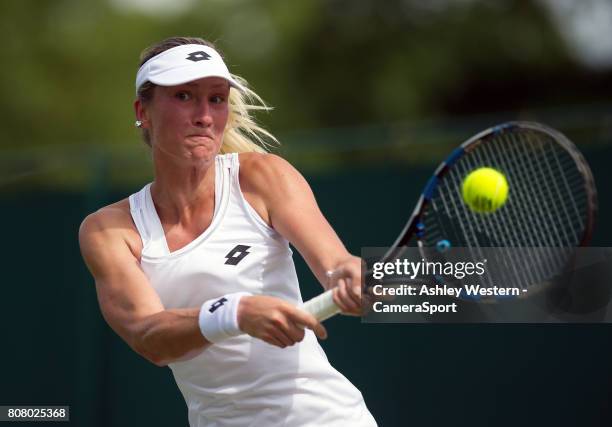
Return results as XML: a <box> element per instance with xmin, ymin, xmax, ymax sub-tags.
<box><xmin>491</xmin><ymin>133</ymin><xmax>568</xmax><ymax>287</ymax></box>
<box><xmin>508</xmin><ymin>133</ymin><xmax>570</xmax><ymax>248</ymax></box>
<box><xmin>516</xmin><ymin>132</ymin><xmax>583</xmax><ymax>281</ymax></box>
<box><xmin>474</xmin><ymin>137</ymin><xmax>547</xmax><ymax>289</ymax></box>
<box><xmin>463</xmin><ymin>136</ymin><xmax>547</xmax><ymax>289</ymax></box>
<box><xmin>504</xmin><ymin>132</ymin><xmax>570</xmax><ymax>278</ymax></box>
<box><xmin>523</xmin><ymin>132</ymin><xmax>582</xmax><ymax>246</ymax></box>
<box><xmin>435</xmin><ymin>167</ymin><xmax>496</xmax><ymax>288</ymax></box>
<box><xmin>544</xmin><ymin>138</ymin><xmax>587</xmax><ymax>234</ymax></box>
<box><xmin>538</xmin><ymin>136</ymin><xmax>588</xmax><ymax>244</ymax></box>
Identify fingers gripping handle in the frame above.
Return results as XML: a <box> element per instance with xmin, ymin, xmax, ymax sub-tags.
<box><xmin>302</xmin><ymin>289</ymin><xmax>341</xmax><ymax>322</ymax></box>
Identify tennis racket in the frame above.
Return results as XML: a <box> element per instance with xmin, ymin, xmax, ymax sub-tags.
<box><xmin>302</xmin><ymin>121</ymin><xmax>598</xmax><ymax>321</ymax></box>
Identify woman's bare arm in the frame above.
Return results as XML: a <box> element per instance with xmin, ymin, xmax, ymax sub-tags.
<box><xmin>79</xmin><ymin>207</ymin><xmax>209</xmax><ymax>366</ymax></box>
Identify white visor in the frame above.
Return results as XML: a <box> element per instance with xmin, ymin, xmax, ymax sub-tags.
<box><xmin>135</xmin><ymin>44</ymin><xmax>246</xmax><ymax>95</ymax></box>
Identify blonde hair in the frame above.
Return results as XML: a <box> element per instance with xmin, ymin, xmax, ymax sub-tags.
<box><xmin>136</xmin><ymin>37</ymin><xmax>277</xmax><ymax>153</ymax></box>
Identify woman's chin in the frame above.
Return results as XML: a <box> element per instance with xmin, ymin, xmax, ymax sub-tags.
<box><xmin>187</xmin><ymin>145</ymin><xmax>217</xmax><ymax>161</ymax></box>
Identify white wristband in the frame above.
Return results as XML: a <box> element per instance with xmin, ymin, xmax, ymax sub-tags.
<box><xmin>198</xmin><ymin>292</ymin><xmax>251</xmax><ymax>343</ymax></box>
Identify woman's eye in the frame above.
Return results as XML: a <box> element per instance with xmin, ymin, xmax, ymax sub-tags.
<box><xmin>211</xmin><ymin>95</ymin><xmax>225</xmax><ymax>104</ymax></box>
<box><xmin>175</xmin><ymin>92</ymin><xmax>191</xmax><ymax>101</ymax></box>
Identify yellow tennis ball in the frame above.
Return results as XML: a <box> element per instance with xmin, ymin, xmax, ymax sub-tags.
<box><xmin>461</xmin><ymin>167</ymin><xmax>509</xmax><ymax>213</ymax></box>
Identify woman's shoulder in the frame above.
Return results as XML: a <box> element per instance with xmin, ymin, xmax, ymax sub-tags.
<box><xmin>82</xmin><ymin>199</ymin><xmax>132</xmax><ymax>229</ymax></box>
<box><xmin>236</xmin><ymin>152</ymin><xmax>300</xmax><ymax>227</ymax></box>
<box><xmin>238</xmin><ymin>152</ymin><xmax>296</xmax><ymax>186</ymax></box>
<box><xmin>238</xmin><ymin>151</ymin><xmax>283</xmax><ymax>166</ymax></box>
<box><xmin>79</xmin><ymin>198</ymin><xmax>142</xmax><ymax>254</ymax></box>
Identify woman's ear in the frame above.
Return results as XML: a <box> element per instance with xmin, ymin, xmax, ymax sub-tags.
<box><xmin>134</xmin><ymin>99</ymin><xmax>149</xmax><ymax>128</ymax></box>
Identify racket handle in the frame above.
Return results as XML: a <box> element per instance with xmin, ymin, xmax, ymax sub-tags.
<box><xmin>302</xmin><ymin>289</ymin><xmax>341</xmax><ymax>322</ymax></box>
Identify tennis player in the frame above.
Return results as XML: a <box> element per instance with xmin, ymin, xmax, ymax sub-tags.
<box><xmin>78</xmin><ymin>37</ymin><xmax>377</xmax><ymax>426</ymax></box>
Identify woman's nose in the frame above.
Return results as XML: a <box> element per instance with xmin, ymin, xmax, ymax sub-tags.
<box><xmin>194</xmin><ymin>100</ymin><xmax>213</xmax><ymax>127</ymax></box>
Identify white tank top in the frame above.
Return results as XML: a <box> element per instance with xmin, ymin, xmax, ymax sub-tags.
<box><xmin>128</xmin><ymin>153</ymin><xmax>377</xmax><ymax>427</ymax></box>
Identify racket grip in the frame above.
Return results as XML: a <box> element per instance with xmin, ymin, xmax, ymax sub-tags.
<box><xmin>302</xmin><ymin>289</ymin><xmax>341</xmax><ymax>322</ymax></box>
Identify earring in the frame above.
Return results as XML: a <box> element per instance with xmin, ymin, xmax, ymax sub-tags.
<box><xmin>135</xmin><ymin>120</ymin><xmax>143</xmax><ymax>128</ymax></box>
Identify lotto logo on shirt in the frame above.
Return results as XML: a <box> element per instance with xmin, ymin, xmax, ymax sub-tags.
<box><xmin>225</xmin><ymin>245</ymin><xmax>251</xmax><ymax>265</ymax></box>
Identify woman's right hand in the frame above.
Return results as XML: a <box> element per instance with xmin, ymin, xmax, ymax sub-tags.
<box><xmin>237</xmin><ymin>296</ymin><xmax>327</xmax><ymax>348</ymax></box>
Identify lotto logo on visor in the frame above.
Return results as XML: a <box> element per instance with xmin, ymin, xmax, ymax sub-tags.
<box><xmin>186</xmin><ymin>51</ymin><xmax>211</xmax><ymax>62</ymax></box>
<box><xmin>135</xmin><ymin>44</ymin><xmax>246</xmax><ymax>94</ymax></box>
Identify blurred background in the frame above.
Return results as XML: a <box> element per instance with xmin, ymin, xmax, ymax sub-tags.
<box><xmin>1</xmin><ymin>0</ymin><xmax>612</xmax><ymax>426</ymax></box>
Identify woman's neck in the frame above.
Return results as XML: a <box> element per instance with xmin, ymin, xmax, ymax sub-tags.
<box><xmin>150</xmin><ymin>155</ymin><xmax>217</xmax><ymax>224</ymax></box>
